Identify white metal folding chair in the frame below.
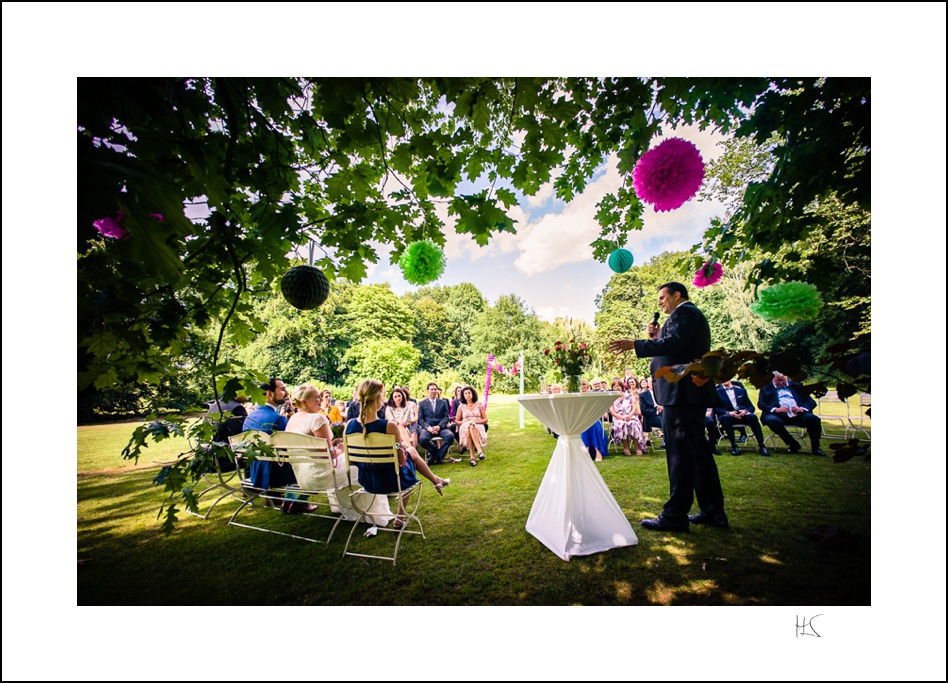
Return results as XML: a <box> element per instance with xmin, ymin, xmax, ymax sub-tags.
<box><xmin>848</xmin><ymin>393</ymin><xmax>871</xmax><ymax>441</ymax></box>
<box><xmin>183</xmin><ymin>438</ymin><xmax>247</xmax><ymax>520</ymax></box>
<box><xmin>226</xmin><ymin>431</ymin><xmax>346</xmax><ymax>546</ymax></box>
<box><xmin>342</xmin><ymin>432</ymin><xmax>424</xmax><ymax>565</ymax></box>
<box><xmin>816</xmin><ymin>394</ymin><xmax>849</xmax><ymax>440</ymax></box>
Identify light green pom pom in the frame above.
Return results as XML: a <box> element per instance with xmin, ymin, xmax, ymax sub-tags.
<box><xmin>751</xmin><ymin>281</ymin><xmax>824</xmax><ymax>322</ymax></box>
<box><xmin>399</xmin><ymin>240</ymin><xmax>446</xmax><ymax>285</ymax></box>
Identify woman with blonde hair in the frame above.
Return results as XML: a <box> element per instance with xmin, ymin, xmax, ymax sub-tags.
<box><xmin>345</xmin><ymin>379</ymin><xmax>451</xmax><ymax>526</ymax></box>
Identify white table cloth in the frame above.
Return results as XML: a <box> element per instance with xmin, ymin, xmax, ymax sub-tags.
<box><xmin>518</xmin><ymin>392</ymin><xmax>638</xmax><ymax>560</ymax></box>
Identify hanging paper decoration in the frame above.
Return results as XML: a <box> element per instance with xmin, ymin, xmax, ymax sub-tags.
<box><xmin>632</xmin><ymin>137</ymin><xmax>705</xmax><ymax>212</ymax></box>
<box><xmin>750</xmin><ymin>281</ymin><xmax>823</xmax><ymax>322</ymax></box>
<box><xmin>93</xmin><ymin>211</ymin><xmax>128</xmax><ymax>239</ymax></box>
<box><xmin>490</xmin><ymin>359</ymin><xmax>521</xmax><ymax>376</ymax></box>
<box><xmin>399</xmin><ymin>240</ymin><xmax>446</xmax><ymax>285</ymax></box>
<box><xmin>608</xmin><ymin>248</ymin><xmax>634</xmax><ymax>273</ymax></box>
<box><xmin>693</xmin><ymin>260</ymin><xmax>723</xmax><ymax>288</ymax></box>
<box><xmin>483</xmin><ymin>353</ymin><xmax>495</xmax><ymax>409</ymax></box>
<box><xmin>281</xmin><ymin>265</ymin><xmax>330</xmax><ymax>310</ymax></box>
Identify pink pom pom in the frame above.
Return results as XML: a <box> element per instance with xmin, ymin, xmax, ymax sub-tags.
<box><xmin>693</xmin><ymin>261</ymin><xmax>723</xmax><ymax>288</ymax></box>
<box><xmin>92</xmin><ymin>210</ymin><xmax>127</xmax><ymax>239</ymax></box>
<box><xmin>633</xmin><ymin>137</ymin><xmax>705</xmax><ymax>212</ymax></box>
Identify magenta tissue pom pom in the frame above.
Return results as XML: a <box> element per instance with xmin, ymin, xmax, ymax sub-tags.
<box><xmin>633</xmin><ymin>137</ymin><xmax>705</xmax><ymax>212</ymax></box>
<box><xmin>693</xmin><ymin>261</ymin><xmax>723</xmax><ymax>288</ymax></box>
<box><xmin>93</xmin><ymin>210</ymin><xmax>128</xmax><ymax>239</ymax></box>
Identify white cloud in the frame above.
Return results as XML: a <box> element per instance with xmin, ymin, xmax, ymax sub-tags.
<box><xmin>534</xmin><ymin>304</ymin><xmax>574</xmax><ymax>323</ymax></box>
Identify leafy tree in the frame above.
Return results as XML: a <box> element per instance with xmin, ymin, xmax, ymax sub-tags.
<box><xmin>341</xmin><ymin>284</ymin><xmax>415</xmax><ymax>345</ymax></box>
<box><xmin>341</xmin><ymin>337</ymin><xmax>421</xmax><ymax>388</ymax></box>
<box><xmin>466</xmin><ymin>294</ymin><xmax>550</xmax><ymax>393</ymax></box>
<box><xmin>86</xmin><ymin>77</ymin><xmax>870</xmax><ymax>527</ymax></box>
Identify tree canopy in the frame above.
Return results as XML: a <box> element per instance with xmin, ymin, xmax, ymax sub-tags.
<box><xmin>79</xmin><ymin>77</ymin><xmax>870</xmax><ymax>407</ymax></box>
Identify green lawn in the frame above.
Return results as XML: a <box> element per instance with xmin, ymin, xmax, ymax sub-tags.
<box><xmin>77</xmin><ymin>394</ymin><xmax>870</xmax><ymax>606</ymax></box>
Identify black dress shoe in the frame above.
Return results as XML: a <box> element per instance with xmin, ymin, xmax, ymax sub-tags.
<box><xmin>641</xmin><ymin>517</ymin><xmax>689</xmax><ymax>532</ymax></box>
<box><xmin>760</xmin><ymin>447</ymin><xmax>771</xmax><ymax>456</ymax></box>
<box><xmin>660</xmin><ymin>441</ymin><xmax>666</xmax><ymax>449</ymax></box>
<box><xmin>730</xmin><ymin>445</ymin><xmax>741</xmax><ymax>456</ymax></box>
<box><xmin>787</xmin><ymin>443</ymin><xmax>801</xmax><ymax>454</ymax></box>
<box><xmin>813</xmin><ymin>448</ymin><xmax>827</xmax><ymax>456</ymax></box>
<box><xmin>737</xmin><ymin>435</ymin><xmax>747</xmax><ymax>443</ymax></box>
<box><xmin>688</xmin><ymin>512</ymin><xmax>730</xmax><ymax>528</ymax></box>
<box><xmin>711</xmin><ymin>445</ymin><xmax>722</xmax><ymax>455</ymax></box>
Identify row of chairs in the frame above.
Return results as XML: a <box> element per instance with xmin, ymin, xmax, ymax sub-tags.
<box><xmin>187</xmin><ymin>431</ymin><xmax>425</xmax><ymax>565</ymax></box>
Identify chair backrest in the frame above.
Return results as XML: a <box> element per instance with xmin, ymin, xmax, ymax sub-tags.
<box><xmin>270</xmin><ymin>431</ymin><xmax>340</xmax><ymax>491</ymax></box>
<box><xmin>229</xmin><ymin>431</ymin><xmax>271</xmax><ymax>473</ymax></box>
<box><xmin>343</xmin><ymin>431</ymin><xmax>401</xmax><ymax>494</ymax></box>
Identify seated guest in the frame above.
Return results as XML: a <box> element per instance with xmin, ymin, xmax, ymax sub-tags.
<box><xmin>243</xmin><ymin>378</ymin><xmax>297</xmax><ymax>499</ymax></box>
<box><xmin>447</xmin><ymin>384</ymin><xmax>464</xmax><ymax>422</ymax></box>
<box><xmin>705</xmin><ymin>408</ymin><xmax>722</xmax><ymax>455</ymax></box>
<box><xmin>637</xmin><ymin>378</ymin><xmax>663</xmax><ymax>432</ymax></box>
<box><xmin>580</xmin><ymin>379</ymin><xmax>608</xmax><ymax>461</ymax></box>
<box><xmin>319</xmin><ymin>389</ymin><xmax>344</xmax><ymax>423</ymax></box>
<box><xmin>417</xmin><ymin>382</ymin><xmax>455</xmax><ymax>465</ymax></box>
<box><xmin>401</xmin><ymin>386</ymin><xmax>421</xmax><ymax>448</ymax></box>
<box><xmin>202</xmin><ymin>397</ymin><xmax>249</xmax><ymax>472</ymax></box>
<box><xmin>758</xmin><ymin>371</ymin><xmax>825</xmax><ymax>455</ymax></box>
<box><xmin>385</xmin><ymin>386</ymin><xmax>433</xmax><ymax>458</ymax></box>
<box><xmin>455</xmin><ymin>385</ymin><xmax>489</xmax><ymax>466</ymax></box>
<box><xmin>715</xmin><ymin>379</ymin><xmax>771</xmax><ymax>456</ymax></box>
<box><xmin>346</xmin><ymin>379</ymin><xmax>451</xmax><ymax>526</ymax></box>
<box><xmin>286</xmin><ymin>384</ymin><xmax>338</xmax><ymax>459</ymax></box>
<box><xmin>609</xmin><ymin>378</ymin><xmax>647</xmax><ymax>456</ymax></box>
<box><xmin>345</xmin><ymin>387</ymin><xmax>361</xmax><ymax>421</ymax></box>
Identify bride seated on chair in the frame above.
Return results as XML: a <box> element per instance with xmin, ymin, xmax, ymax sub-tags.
<box><xmin>345</xmin><ymin>379</ymin><xmax>452</xmax><ymax>527</ymax></box>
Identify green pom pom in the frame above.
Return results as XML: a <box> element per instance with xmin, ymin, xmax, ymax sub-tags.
<box><xmin>751</xmin><ymin>281</ymin><xmax>823</xmax><ymax>322</ymax></box>
<box><xmin>608</xmin><ymin>248</ymin><xmax>634</xmax><ymax>273</ymax></box>
<box><xmin>399</xmin><ymin>240</ymin><xmax>446</xmax><ymax>285</ymax></box>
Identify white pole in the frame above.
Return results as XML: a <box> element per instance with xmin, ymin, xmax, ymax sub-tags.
<box><xmin>519</xmin><ymin>350</ymin><xmax>525</xmax><ymax>428</ymax></box>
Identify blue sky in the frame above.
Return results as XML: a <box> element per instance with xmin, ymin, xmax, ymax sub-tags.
<box><xmin>367</xmin><ymin>124</ymin><xmax>729</xmax><ymax>323</ymax></box>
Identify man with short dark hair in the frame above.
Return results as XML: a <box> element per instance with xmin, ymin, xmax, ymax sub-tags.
<box><xmin>758</xmin><ymin>372</ymin><xmax>825</xmax><ymax>455</ymax></box>
<box><xmin>609</xmin><ymin>282</ymin><xmax>729</xmax><ymax>531</ymax></box>
<box><xmin>243</xmin><ymin>378</ymin><xmax>296</xmax><ymax>493</ymax></box>
<box><xmin>716</xmin><ymin>380</ymin><xmax>770</xmax><ymax>456</ymax></box>
<box><xmin>417</xmin><ymin>382</ymin><xmax>454</xmax><ymax>465</ymax></box>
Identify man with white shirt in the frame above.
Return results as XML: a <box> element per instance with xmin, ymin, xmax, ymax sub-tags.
<box><xmin>417</xmin><ymin>382</ymin><xmax>455</xmax><ymax>465</ymax></box>
<box><xmin>714</xmin><ymin>380</ymin><xmax>771</xmax><ymax>456</ymax></box>
<box><xmin>757</xmin><ymin>372</ymin><xmax>825</xmax><ymax>455</ymax></box>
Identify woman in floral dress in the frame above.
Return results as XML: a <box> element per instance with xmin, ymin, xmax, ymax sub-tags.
<box><xmin>608</xmin><ymin>378</ymin><xmax>647</xmax><ymax>455</ymax></box>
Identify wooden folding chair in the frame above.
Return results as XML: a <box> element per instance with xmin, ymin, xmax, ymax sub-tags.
<box><xmin>341</xmin><ymin>432</ymin><xmax>424</xmax><ymax>565</ymax></box>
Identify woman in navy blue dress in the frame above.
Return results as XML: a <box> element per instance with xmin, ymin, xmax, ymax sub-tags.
<box><xmin>345</xmin><ymin>379</ymin><xmax>451</xmax><ymax>526</ymax></box>
<box><xmin>579</xmin><ymin>379</ymin><xmax>609</xmax><ymax>461</ymax></box>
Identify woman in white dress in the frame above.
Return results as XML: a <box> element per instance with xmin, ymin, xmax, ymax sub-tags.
<box><xmin>455</xmin><ymin>385</ymin><xmax>488</xmax><ymax>466</ymax></box>
<box><xmin>286</xmin><ymin>384</ymin><xmax>393</xmax><ymax>525</ymax></box>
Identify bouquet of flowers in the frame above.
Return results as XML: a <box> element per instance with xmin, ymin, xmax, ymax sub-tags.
<box><xmin>543</xmin><ymin>339</ymin><xmax>591</xmax><ymax>392</ymax></box>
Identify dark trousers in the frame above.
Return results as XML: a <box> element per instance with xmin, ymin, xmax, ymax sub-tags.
<box><xmin>662</xmin><ymin>405</ymin><xmax>726</xmax><ymax>523</ymax></box>
<box><xmin>761</xmin><ymin>411</ymin><xmax>822</xmax><ymax>450</ymax></box>
<box><xmin>418</xmin><ymin>428</ymin><xmax>454</xmax><ymax>463</ymax></box>
<box><xmin>719</xmin><ymin>414</ymin><xmax>766</xmax><ymax>446</ymax></box>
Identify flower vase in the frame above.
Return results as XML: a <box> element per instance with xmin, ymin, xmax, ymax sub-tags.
<box><xmin>565</xmin><ymin>375</ymin><xmax>581</xmax><ymax>393</ymax></box>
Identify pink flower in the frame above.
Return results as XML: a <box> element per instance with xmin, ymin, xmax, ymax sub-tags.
<box><xmin>93</xmin><ymin>210</ymin><xmax>127</xmax><ymax>239</ymax></box>
<box><xmin>693</xmin><ymin>261</ymin><xmax>724</xmax><ymax>288</ymax></box>
<box><xmin>633</xmin><ymin>137</ymin><xmax>705</xmax><ymax>212</ymax></box>
<box><xmin>579</xmin><ymin>342</ymin><xmax>587</xmax><ymax>350</ymax></box>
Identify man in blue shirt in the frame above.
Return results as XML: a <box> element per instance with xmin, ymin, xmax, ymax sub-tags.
<box><xmin>758</xmin><ymin>372</ymin><xmax>825</xmax><ymax>455</ymax></box>
<box><xmin>243</xmin><ymin>378</ymin><xmax>294</xmax><ymax>492</ymax></box>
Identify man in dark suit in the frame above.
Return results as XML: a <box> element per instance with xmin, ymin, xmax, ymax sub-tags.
<box><xmin>758</xmin><ymin>372</ymin><xmax>825</xmax><ymax>455</ymax></box>
<box><xmin>715</xmin><ymin>380</ymin><xmax>771</xmax><ymax>456</ymax></box>
<box><xmin>417</xmin><ymin>382</ymin><xmax>455</xmax><ymax>465</ymax></box>
<box><xmin>608</xmin><ymin>282</ymin><xmax>729</xmax><ymax>531</ymax></box>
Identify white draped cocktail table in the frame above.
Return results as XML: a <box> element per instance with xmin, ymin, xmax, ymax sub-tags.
<box><xmin>517</xmin><ymin>392</ymin><xmax>638</xmax><ymax>560</ymax></box>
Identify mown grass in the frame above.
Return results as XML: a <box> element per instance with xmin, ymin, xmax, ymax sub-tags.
<box><xmin>77</xmin><ymin>394</ymin><xmax>870</xmax><ymax>606</ymax></box>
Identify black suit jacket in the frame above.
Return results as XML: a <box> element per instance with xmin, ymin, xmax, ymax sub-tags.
<box><xmin>638</xmin><ymin>389</ymin><xmax>660</xmax><ymax>425</ymax></box>
<box><xmin>633</xmin><ymin>301</ymin><xmax>716</xmax><ymax>407</ymax></box>
<box><xmin>714</xmin><ymin>384</ymin><xmax>756</xmax><ymax>417</ymax></box>
<box><xmin>417</xmin><ymin>397</ymin><xmax>451</xmax><ymax>431</ymax></box>
<box><xmin>757</xmin><ymin>382</ymin><xmax>816</xmax><ymax>414</ymax></box>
